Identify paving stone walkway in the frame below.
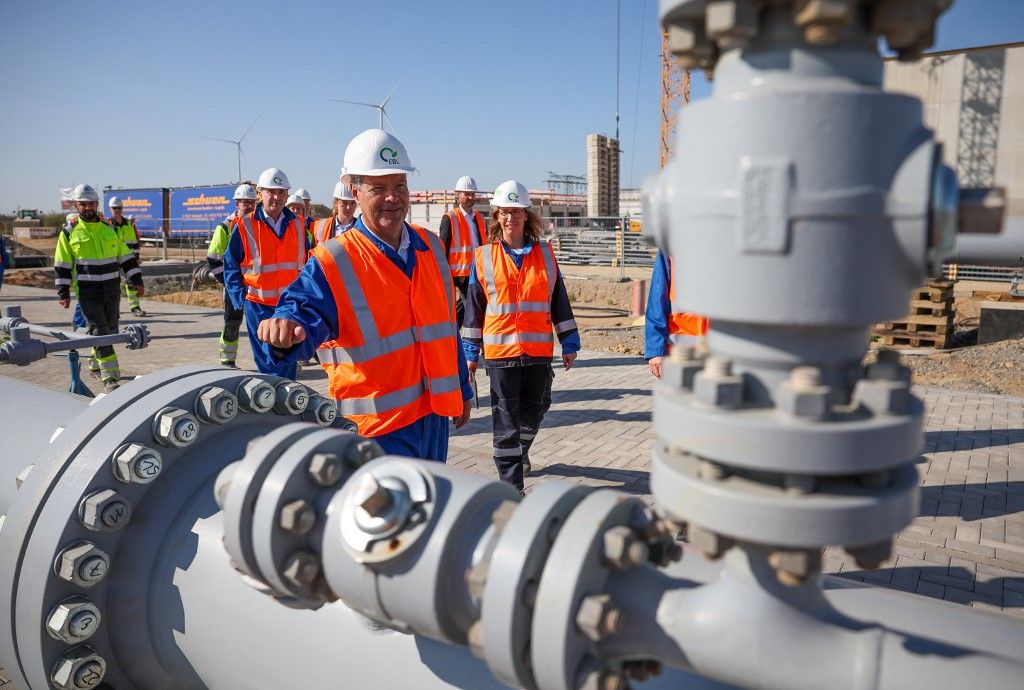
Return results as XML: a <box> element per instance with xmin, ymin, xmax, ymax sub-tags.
<box><xmin>2</xmin><ymin>284</ymin><xmax>1022</xmax><ymax>618</ymax></box>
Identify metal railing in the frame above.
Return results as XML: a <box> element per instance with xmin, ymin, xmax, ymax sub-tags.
<box><xmin>943</xmin><ymin>263</ymin><xmax>1021</xmax><ymax>282</ymax></box>
<box><xmin>543</xmin><ymin>216</ymin><xmax>655</xmax><ymax>279</ymax></box>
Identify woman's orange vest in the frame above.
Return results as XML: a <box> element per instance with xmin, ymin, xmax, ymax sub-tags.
<box><xmin>446</xmin><ymin>208</ymin><xmax>487</xmax><ymax>278</ymax></box>
<box><xmin>237</xmin><ymin>213</ymin><xmax>309</xmax><ymax>306</ymax></box>
<box><xmin>474</xmin><ymin>240</ymin><xmax>557</xmax><ymax>361</ymax></box>
<box><xmin>312</xmin><ymin>224</ymin><xmax>463</xmax><ymax>436</ymax></box>
<box><xmin>313</xmin><ymin>217</ymin><xmax>352</xmax><ymax>245</ymax></box>
<box><xmin>668</xmin><ymin>257</ymin><xmax>709</xmax><ymax>342</ymax></box>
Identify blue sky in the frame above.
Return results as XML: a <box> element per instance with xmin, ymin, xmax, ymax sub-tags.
<box><xmin>0</xmin><ymin>0</ymin><xmax>1021</xmax><ymax>212</ymax></box>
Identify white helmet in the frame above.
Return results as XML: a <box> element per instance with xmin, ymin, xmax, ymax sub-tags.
<box><xmin>340</xmin><ymin>128</ymin><xmax>416</xmax><ymax>183</ymax></box>
<box><xmin>234</xmin><ymin>184</ymin><xmax>257</xmax><ymax>200</ymax></box>
<box><xmin>491</xmin><ymin>180</ymin><xmax>531</xmax><ymax>208</ymax></box>
<box><xmin>257</xmin><ymin>167</ymin><xmax>291</xmax><ymax>190</ymax></box>
<box><xmin>295</xmin><ymin>188</ymin><xmax>311</xmax><ymax>202</ymax></box>
<box><xmin>454</xmin><ymin>176</ymin><xmax>478</xmax><ymax>193</ymax></box>
<box><xmin>333</xmin><ymin>181</ymin><xmax>355</xmax><ymax>201</ymax></box>
<box><xmin>286</xmin><ymin>193</ymin><xmax>305</xmax><ymax>206</ymax></box>
<box><xmin>108</xmin><ymin>196</ymin><xmax>123</xmax><ymax>208</ymax></box>
<box><xmin>71</xmin><ymin>184</ymin><xmax>100</xmax><ymax>202</ymax></box>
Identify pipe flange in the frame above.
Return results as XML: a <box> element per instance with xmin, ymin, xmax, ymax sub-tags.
<box><xmin>481</xmin><ymin>481</ymin><xmax>592</xmax><ymax>690</ymax></box>
<box><xmin>248</xmin><ymin>426</ymin><xmax>371</xmax><ymax>601</ymax></box>
<box><xmin>336</xmin><ymin>459</ymin><xmax>435</xmax><ymax>564</ymax></box>
<box><xmin>530</xmin><ymin>491</ymin><xmax>649</xmax><ymax>690</ymax></box>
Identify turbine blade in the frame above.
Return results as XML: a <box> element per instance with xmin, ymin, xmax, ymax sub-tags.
<box><xmin>201</xmin><ymin>136</ymin><xmax>236</xmax><ymax>144</ymax></box>
<box><xmin>238</xmin><ymin>116</ymin><xmax>260</xmax><ymax>143</ymax></box>
<box><xmin>330</xmin><ymin>98</ymin><xmax>378</xmax><ymax>108</ymax></box>
<box><xmin>380</xmin><ymin>72</ymin><xmax>407</xmax><ymax>107</ymax></box>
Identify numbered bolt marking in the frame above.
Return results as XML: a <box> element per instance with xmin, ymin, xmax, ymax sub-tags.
<box><xmin>75</xmin><ymin>661</ymin><xmax>104</xmax><ymax>688</ymax></box>
<box><xmin>136</xmin><ymin>456</ymin><xmax>162</xmax><ymax>480</ymax></box>
<box><xmin>101</xmin><ymin>502</ymin><xmax>127</xmax><ymax>527</ymax></box>
<box><xmin>68</xmin><ymin>611</ymin><xmax>97</xmax><ymax>638</ymax></box>
<box><xmin>79</xmin><ymin>557</ymin><xmax>107</xmax><ymax>584</ymax></box>
<box><xmin>175</xmin><ymin>419</ymin><xmax>199</xmax><ymax>443</ymax></box>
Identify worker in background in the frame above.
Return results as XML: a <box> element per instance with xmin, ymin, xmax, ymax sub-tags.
<box><xmin>223</xmin><ymin>168</ymin><xmax>312</xmax><ymax>381</ymax></box>
<box><xmin>438</xmin><ymin>175</ymin><xmax>487</xmax><ymax>327</ymax></box>
<box><xmin>206</xmin><ymin>183</ymin><xmax>257</xmax><ymax>367</ymax></box>
<box><xmin>107</xmin><ymin>197</ymin><xmax>146</xmax><ymax>317</ymax></box>
<box><xmin>313</xmin><ymin>181</ymin><xmax>357</xmax><ymax>245</ymax></box>
<box><xmin>61</xmin><ymin>212</ymin><xmax>88</xmax><ymax>331</ymax></box>
<box><xmin>256</xmin><ymin>128</ymin><xmax>473</xmax><ymax>461</ymax></box>
<box><xmin>462</xmin><ymin>180</ymin><xmax>580</xmax><ymax>493</ymax></box>
<box><xmin>286</xmin><ymin>193</ymin><xmax>306</xmax><ymax>219</ymax></box>
<box><xmin>54</xmin><ymin>184</ymin><xmax>144</xmax><ymax>392</ymax></box>
<box><xmin>0</xmin><ymin>231</ymin><xmax>7</xmax><ymax>293</ymax></box>
<box><xmin>644</xmin><ymin>250</ymin><xmax>709</xmax><ymax>378</ymax></box>
<box><xmin>294</xmin><ymin>187</ymin><xmax>314</xmax><ymax>228</ymax></box>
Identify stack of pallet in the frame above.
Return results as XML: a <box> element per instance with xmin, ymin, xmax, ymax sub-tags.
<box><xmin>872</xmin><ymin>279</ymin><xmax>954</xmax><ymax>349</ymax></box>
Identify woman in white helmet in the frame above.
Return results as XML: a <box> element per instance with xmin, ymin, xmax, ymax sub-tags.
<box><xmin>461</xmin><ymin>180</ymin><xmax>580</xmax><ymax>493</ymax></box>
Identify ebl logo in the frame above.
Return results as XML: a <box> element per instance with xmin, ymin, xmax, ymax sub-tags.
<box><xmin>508</xmin><ymin>192</ymin><xmax>519</xmax><ymax>202</ymax></box>
<box><xmin>380</xmin><ymin>147</ymin><xmax>399</xmax><ymax>165</ymax></box>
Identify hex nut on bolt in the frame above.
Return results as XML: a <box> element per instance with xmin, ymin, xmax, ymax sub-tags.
<box><xmin>693</xmin><ymin>358</ymin><xmax>744</xmax><ymax>409</ymax></box>
<box><xmin>275</xmin><ymin>382</ymin><xmax>310</xmax><ymax>415</ymax></box>
<box><xmin>348</xmin><ymin>438</ymin><xmax>384</xmax><ymax>466</ymax></box>
<box><xmin>195</xmin><ymin>386</ymin><xmax>237</xmax><ymax>425</ymax></box>
<box><xmin>307</xmin><ymin>395</ymin><xmax>338</xmax><ymax>426</ymax></box>
<box><xmin>238</xmin><ymin>377</ymin><xmax>275</xmax><ymax>413</ymax></box>
<box><xmin>152</xmin><ymin>407</ymin><xmax>200</xmax><ymax>448</ymax></box>
<box><xmin>56</xmin><ymin>542</ymin><xmax>110</xmax><ymax>588</ymax></box>
<box><xmin>853</xmin><ymin>378</ymin><xmax>911</xmax><ymax>416</ymax></box>
<box><xmin>280</xmin><ymin>499</ymin><xmax>317</xmax><ymax>535</ymax></box>
<box><xmin>79</xmin><ymin>489</ymin><xmax>132</xmax><ymax>532</ymax></box>
<box><xmin>51</xmin><ymin>646</ymin><xmax>106</xmax><ymax>690</ymax></box>
<box><xmin>282</xmin><ymin>551</ymin><xmax>320</xmax><ymax>587</ymax></box>
<box><xmin>602</xmin><ymin>526</ymin><xmax>650</xmax><ymax>570</ymax></box>
<box><xmin>46</xmin><ymin>596</ymin><xmax>102</xmax><ymax>644</ymax></box>
<box><xmin>112</xmin><ymin>443</ymin><xmax>163</xmax><ymax>484</ymax></box>
<box><xmin>308</xmin><ymin>453</ymin><xmax>344</xmax><ymax>487</ymax></box>
<box><xmin>576</xmin><ymin>594</ymin><xmax>622</xmax><ymax>642</ymax></box>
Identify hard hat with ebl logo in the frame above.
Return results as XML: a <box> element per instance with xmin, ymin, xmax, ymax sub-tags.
<box><xmin>257</xmin><ymin>168</ymin><xmax>291</xmax><ymax>190</ymax></box>
<box><xmin>491</xmin><ymin>180</ymin><xmax>531</xmax><ymax>208</ymax></box>
<box><xmin>340</xmin><ymin>128</ymin><xmax>416</xmax><ymax>183</ymax></box>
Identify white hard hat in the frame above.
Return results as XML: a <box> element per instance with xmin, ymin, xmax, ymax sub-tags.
<box><xmin>71</xmin><ymin>184</ymin><xmax>100</xmax><ymax>202</ymax></box>
<box><xmin>454</xmin><ymin>176</ymin><xmax>478</xmax><ymax>192</ymax></box>
<box><xmin>295</xmin><ymin>188</ymin><xmax>311</xmax><ymax>202</ymax></box>
<box><xmin>234</xmin><ymin>184</ymin><xmax>257</xmax><ymax>200</ymax></box>
<box><xmin>286</xmin><ymin>194</ymin><xmax>304</xmax><ymax>206</ymax></box>
<box><xmin>340</xmin><ymin>128</ymin><xmax>416</xmax><ymax>183</ymax></box>
<box><xmin>333</xmin><ymin>181</ymin><xmax>355</xmax><ymax>201</ymax></box>
<box><xmin>491</xmin><ymin>180</ymin><xmax>531</xmax><ymax>208</ymax></box>
<box><xmin>108</xmin><ymin>196</ymin><xmax>123</xmax><ymax>208</ymax></box>
<box><xmin>257</xmin><ymin>167</ymin><xmax>291</xmax><ymax>190</ymax></box>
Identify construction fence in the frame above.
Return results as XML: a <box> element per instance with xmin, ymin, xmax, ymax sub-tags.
<box><xmin>542</xmin><ymin>216</ymin><xmax>656</xmax><ymax>278</ymax></box>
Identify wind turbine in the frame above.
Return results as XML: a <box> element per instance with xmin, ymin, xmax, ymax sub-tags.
<box><xmin>330</xmin><ymin>75</ymin><xmax>406</xmax><ymax>132</ymax></box>
<box><xmin>201</xmin><ymin>116</ymin><xmax>259</xmax><ymax>182</ymax></box>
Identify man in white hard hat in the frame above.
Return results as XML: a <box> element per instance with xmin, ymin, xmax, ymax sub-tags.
<box><xmin>54</xmin><ymin>184</ymin><xmax>144</xmax><ymax>391</ymax></box>
<box><xmin>107</xmin><ymin>196</ymin><xmax>146</xmax><ymax>316</ymax></box>
<box><xmin>294</xmin><ymin>188</ymin><xmax>314</xmax><ymax>228</ymax></box>
<box><xmin>256</xmin><ymin>128</ymin><xmax>473</xmax><ymax>462</ymax></box>
<box><xmin>223</xmin><ymin>168</ymin><xmax>313</xmax><ymax>380</ymax></box>
<box><xmin>206</xmin><ymin>183</ymin><xmax>257</xmax><ymax>366</ymax></box>
<box><xmin>438</xmin><ymin>176</ymin><xmax>487</xmax><ymax>327</ymax></box>
<box><xmin>286</xmin><ymin>193</ymin><xmax>306</xmax><ymax>218</ymax></box>
<box><xmin>312</xmin><ymin>181</ymin><xmax>357</xmax><ymax>245</ymax></box>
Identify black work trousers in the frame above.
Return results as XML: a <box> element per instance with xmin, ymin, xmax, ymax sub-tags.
<box><xmin>80</xmin><ymin>289</ymin><xmax>120</xmax><ymax>359</ymax></box>
<box><xmin>454</xmin><ymin>276</ymin><xmax>469</xmax><ymax>329</ymax></box>
<box><xmin>488</xmin><ymin>363</ymin><xmax>553</xmax><ymax>490</ymax></box>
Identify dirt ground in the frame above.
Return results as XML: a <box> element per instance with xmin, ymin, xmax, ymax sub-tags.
<box><xmin>7</xmin><ymin>267</ymin><xmax>1022</xmax><ymax>397</ymax></box>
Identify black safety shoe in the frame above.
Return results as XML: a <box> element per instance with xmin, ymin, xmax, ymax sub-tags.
<box><xmin>131</xmin><ymin>307</ymin><xmax>147</xmax><ymax>317</ymax></box>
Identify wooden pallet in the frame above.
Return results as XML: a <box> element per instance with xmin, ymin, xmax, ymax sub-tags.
<box><xmin>875</xmin><ymin>313</ymin><xmax>953</xmax><ymax>334</ymax></box>
<box><xmin>874</xmin><ymin>330</ymin><xmax>950</xmax><ymax>349</ymax></box>
<box><xmin>912</xmin><ymin>280</ymin><xmax>954</xmax><ymax>303</ymax></box>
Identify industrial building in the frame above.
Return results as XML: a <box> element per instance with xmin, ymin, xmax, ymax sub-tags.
<box><xmin>586</xmin><ymin>134</ymin><xmax>620</xmax><ymax>217</ymax></box>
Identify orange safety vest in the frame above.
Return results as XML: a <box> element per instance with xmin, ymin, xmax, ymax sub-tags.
<box><xmin>312</xmin><ymin>224</ymin><xmax>463</xmax><ymax>436</ymax></box>
<box><xmin>446</xmin><ymin>208</ymin><xmax>487</xmax><ymax>278</ymax></box>
<box><xmin>668</xmin><ymin>257</ymin><xmax>709</xmax><ymax>345</ymax></box>
<box><xmin>474</xmin><ymin>240</ymin><xmax>559</xmax><ymax>361</ymax></box>
<box><xmin>313</xmin><ymin>217</ymin><xmax>353</xmax><ymax>245</ymax></box>
<box><xmin>237</xmin><ymin>212</ymin><xmax>310</xmax><ymax>306</ymax></box>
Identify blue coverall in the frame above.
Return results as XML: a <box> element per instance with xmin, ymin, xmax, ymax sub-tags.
<box><xmin>269</xmin><ymin>217</ymin><xmax>474</xmax><ymax>462</ymax></box>
<box><xmin>223</xmin><ymin>205</ymin><xmax>307</xmax><ymax>381</ymax></box>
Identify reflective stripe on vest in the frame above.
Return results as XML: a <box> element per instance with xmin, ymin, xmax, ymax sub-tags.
<box><xmin>239</xmin><ymin>213</ymin><xmax>308</xmax><ymax>305</ymax></box>
<box><xmin>667</xmin><ymin>256</ymin><xmax>709</xmax><ymax>339</ymax></box>
<box><xmin>447</xmin><ymin>208</ymin><xmax>486</xmax><ymax>278</ymax></box>
<box><xmin>477</xmin><ymin>241</ymin><xmax>558</xmax><ymax>360</ymax></box>
<box><xmin>312</xmin><ymin>224</ymin><xmax>462</xmax><ymax>436</ymax></box>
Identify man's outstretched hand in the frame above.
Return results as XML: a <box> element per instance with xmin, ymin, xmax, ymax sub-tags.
<box><xmin>258</xmin><ymin>318</ymin><xmax>306</xmax><ymax>349</ymax></box>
